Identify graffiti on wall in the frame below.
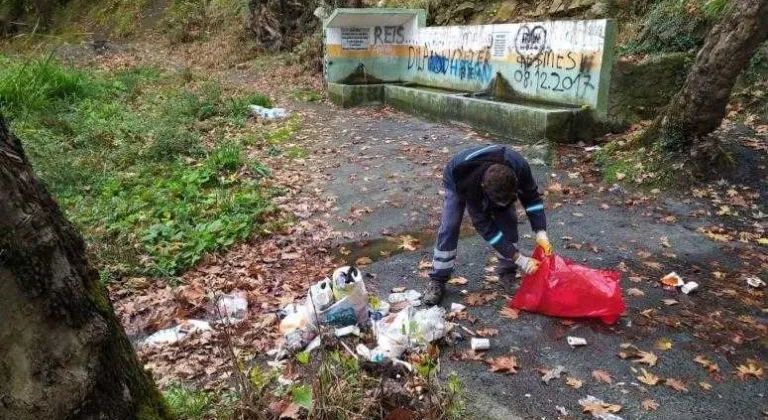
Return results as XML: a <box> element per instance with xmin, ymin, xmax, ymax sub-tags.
<box><xmin>407</xmin><ymin>45</ymin><xmax>493</xmax><ymax>83</ymax></box>
<box><xmin>373</xmin><ymin>25</ymin><xmax>405</xmax><ymax>44</ymax></box>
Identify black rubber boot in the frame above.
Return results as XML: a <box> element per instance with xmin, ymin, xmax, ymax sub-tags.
<box><xmin>423</xmin><ymin>278</ymin><xmax>447</xmax><ymax>306</ymax></box>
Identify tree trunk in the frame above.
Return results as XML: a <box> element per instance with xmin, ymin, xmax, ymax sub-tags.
<box><xmin>648</xmin><ymin>0</ymin><xmax>768</xmax><ymax>152</ymax></box>
<box><xmin>0</xmin><ymin>115</ymin><xmax>170</xmax><ymax>420</ymax></box>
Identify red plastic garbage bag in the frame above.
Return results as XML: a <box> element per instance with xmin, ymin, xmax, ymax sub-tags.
<box><xmin>509</xmin><ymin>246</ymin><xmax>626</xmax><ymax>324</ymax></box>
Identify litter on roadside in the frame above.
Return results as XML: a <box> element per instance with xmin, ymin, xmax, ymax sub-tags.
<box><xmin>567</xmin><ymin>336</ymin><xmax>587</xmax><ymax>347</ymax></box>
<box><xmin>747</xmin><ymin>276</ymin><xmax>765</xmax><ymax>288</ymax></box>
<box><xmin>661</xmin><ymin>272</ymin><xmax>684</xmax><ymax>288</ymax></box>
<box><xmin>681</xmin><ymin>281</ymin><xmax>699</xmax><ymax>295</ymax></box>
<box><xmin>274</xmin><ymin>266</ymin><xmax>454</xmax><ymax>362</ymax></box>
<box><xmin>142</xmin><ymin>320</ymin><xmax>212</xmax><ymax>347</ymax></box>
<box><xmin>470</xmin><ymin>337</ymin><xmax>490</xmax><ymax>351</ymax></box>
<box><xmin>249</xmin><ymin>104</ymin><xmax>288</xmax><ymax>119</ymax></box>
<box><xmin>450</xmin><ymin>302</ymin><xmax>466</xmax><ymax>313</ymax></box>
<box><xmin>216</xmin><ymin>290</ymin><xmax>248</xmax><ymax>323</ymax></box>
<box><xmin>388</xmin><ymin>289</ymin><xmax>422</xmax><ymax>306</ymax></box>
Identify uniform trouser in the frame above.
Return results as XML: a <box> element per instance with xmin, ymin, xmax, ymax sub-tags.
<box><xmin>430</xmin><ymin>187</ymin><xmax>519</xmax><ymax>281</ymax></box>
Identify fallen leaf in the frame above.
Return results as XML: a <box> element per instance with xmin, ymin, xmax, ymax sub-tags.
<box><xmin>592</xmin><ymin>369</ymin><xmax>613</xmax><ymax>384</ymax></box>
<box><xmin>417</xmin><ymin>259</ymin><xmax>432</xmax><ymax>270</ymax></box>
<box><xmin>454</xmin><ymin>349</ymin><xmax>485</xmax><ymax>361</ymax></box>
<box><xmin>644</xmin><ymin>260</ymin><xmax>662</xmax><ymax>270</ymax></box>
<box><xmin>539</xmin><ymin>365</ymin><xmax>566</xmax><ymax>384</ymax></box>
<box><xmin>498</xmin><ymin>307</ymin><xmax>519</xmax><ymax>320</ymax></box>
<box><xmin>694</xmin><ymin>355</ymin><xmax>720</xmax><ymax>374</ymax></box>
<box><xmin>580</xmin><ymin>398</ymin><xmax>622</xmax><ymax>415</ymax></box>
<box><xmin>634</xmin><ymin>350</ymin><xmax>658</xmax><ymax>367</ymax></box>
<box><xmin>699</xmin><ymin>381</ymin><xmax>712</xmax><ymax>390</ymax></box>
<box><xmin>355</xmin><ymin>256</ymin><xmax>373</xmax><ymax>266</ymax></box>
<box><xmin>661</xmin><ymin>272</ymin><xmax>683</xmax><ymax>287</ymax></box>
<box><xmin>627</xmin><ymin>288</ymin><xmax>645</xmax><ymax>297</ymax></box>
<box><xmin>464</xmin><ymin>292</ymin><xmax>498</xmax><ymax>306</ymax></box>
<box><xmin>641</xmin><ymin>399</ymin><xmax>659</xmax><ymax>411</ymax></box>
<box><xmin>637</xmin><ymin>368</ymin><xmax>661</xmax><ymax>386</ymax></box>
<box><xmin>654</xmin><ymin>338</ymin><xmax>673</xmax><ymax>351</ymax></box>
<box><xmin>662</xmin><ymin>299</ymin><xmax>679</xmax><ymax>306</ymax></box>
<box><xmin>448</xmin><ymin>276</ymin><xmax>469</xmax><ymax>286</ymax></box>
<box><xmin>397</xmin><ymin>235</ymin><xmax>420</xmax><ymax>251</ymax></box>
<box><xmin>665</xmin><ymin>378</ymin><xmax>688</xmax><ymax>392</ymax></box>
<box><xmin>488</xmin><ymin>355</ymin><xmax>518</xmax><ymax>374</ymax></box>
<box><xmin>339</xmin><ymin>247</ymin><xmax>351</xmax><ymax>256</ymax></box>
<box><xmin>600</xmin><ymin>203</ymin><xmax>610</xmax><ymax>210</ymax></box>
<box><xmin>475</xmin><ymin>328</ymin><xmax>499</xmax><ymax>337</ymax></box>
<box><xmin>659</xmin><ymin>236</ymin><xmax>671</xmax><ymax>248</ymax></box>
<box><xmin>616</xmin><ymin>172</ymin><xmax>626</xmax><ymax>181</ymax></box>
<box><xmin>280</xmin><ymin>403</ymin><xmax>302</xmax><ymax>419</ymax></box>
<box><xmin>391</xmin><ymin>286</ymin><xmax>406</xmax><ymax>293</ymax></box>
<box><xmin>565</xmin><ymin>377</ymin><xmax>583</xmax><ymax>389</ymax></box>
<box><xmin>736</xmin><ymin>360</ymin><xmax>764</xmax><ymax>380</ymax></box>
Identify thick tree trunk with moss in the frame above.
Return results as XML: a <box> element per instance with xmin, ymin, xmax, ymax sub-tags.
<box><xmin>649</xmin><ymin>0</ymin><xmax>768</xmax><ymax>152</ymax></box>
<box><xmin>0</xmin><ymin>115</ymin><xmax>170</xmax><ymax>420</ymax></box>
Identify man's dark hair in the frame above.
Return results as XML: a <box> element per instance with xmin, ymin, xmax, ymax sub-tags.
<box><xmin>482</xmin><ymin>164</ymin><xmax>517</xmax><ymax>206</ymax></box>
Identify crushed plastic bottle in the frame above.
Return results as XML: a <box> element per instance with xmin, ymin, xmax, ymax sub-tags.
<box><xmin>249</xmin><ymin>104</ymin><xmax>288</xmax><ymax>119</ymax></box>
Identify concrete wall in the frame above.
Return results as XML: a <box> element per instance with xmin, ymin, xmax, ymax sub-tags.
<box><xmin>324</xmin><ymin>9</ymin><xmax>616</xmax><ymax>118</ymax></box>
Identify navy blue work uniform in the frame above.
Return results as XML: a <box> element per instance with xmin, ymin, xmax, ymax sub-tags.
<box><xmin>430</xmin><ymin>144</ymin><xmax>546</xmax><ymax>280</ymax></box>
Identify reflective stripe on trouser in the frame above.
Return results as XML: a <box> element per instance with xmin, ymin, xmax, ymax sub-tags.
<box><xmin>431</xmin><ymin>188</ymin><xmax>465</xmax><ymax>280</ymax></box>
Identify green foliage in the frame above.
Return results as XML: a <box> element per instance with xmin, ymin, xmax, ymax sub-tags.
<box><xmin>164</xmin><ymin>383</ymin><xmax>237</xmax><ymax>420</ymax></box>
<box><xmin>621</xmin><ymin>0</ymin><xmax>716</xmax><ymax>55</ymax></box>
<box><xmin>291</xmin><ymin>88</ymin><xmax>322</xmax><ymax>103</ymax></box>
<box><xmin>296</xmin><ymin>351</ymin><xmax>311</xmax><ymax>365</ymax></box>
<box><xmin>0</xmin><ymin>55</ymin><xmax>276</xmax><ymax>277</ymax></box>
<box><xmin>161</xmin><ymin>0</ymin><xmax>245</xmax><ymax>44</ymax></box>
<box><xmin>291</xmin><ymin>384</ymin><xmax>313</xmax><ymax>410</ymax></box>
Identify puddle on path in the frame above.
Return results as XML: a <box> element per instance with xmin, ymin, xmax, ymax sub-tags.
<box><xmin>333</xmin><ymin>225</ymin><xmax>476</xmax><ymax>265</ymax></box>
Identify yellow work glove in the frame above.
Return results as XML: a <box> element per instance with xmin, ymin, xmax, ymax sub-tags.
<box><xmin>515</xmin><ymin>254</ymin><xmax>540</xmax><ymax>274</ymax></box>
<box><xmin>536</xmin><ymin>231</ymin><xmax>553</xmax><ymax>255</ymax></box>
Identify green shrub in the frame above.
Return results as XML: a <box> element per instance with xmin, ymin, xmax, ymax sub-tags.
<box><xmin>1</xmin><ymin>55</ymin><xmax>276</xmax><ymax>277</ymax></box>
<box><xmin>622</xmin><ymin>0</ymin><xmax>714</xmax><ymax>55</ymax></box>
<box><xmin>164</xmin><ymin>383</ymin><xmax>237</xmax><ymax>420</ymax></box>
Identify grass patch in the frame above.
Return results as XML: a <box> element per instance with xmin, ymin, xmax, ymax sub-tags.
<box><xmin>595</xmin><ymin>136</ymin><xmax>676</xmax><ymax>188</ymax></box>
<box><xmin>164</xmin><ymin>383</ymin><xmax>238</xmax><ymax>420</ymax></box>
<box><xmin>1</xmin><ymin>55</ymin><xmax>279</xmax><ymax>277</ymax></box>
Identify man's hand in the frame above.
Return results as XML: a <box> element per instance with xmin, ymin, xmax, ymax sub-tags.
<box><xmin>536</xmin><ymin>231</ymin><xmax>553</xmax><ymax>255</ymax></box>
<box><xmin>515</xmin><ymin>254</ymin><xmax>539</xmax><ymax>274</ymax></box>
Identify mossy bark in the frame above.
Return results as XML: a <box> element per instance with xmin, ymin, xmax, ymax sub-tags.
<box><xmin>648</xmin><ymin>0</ymin><xmax>768</xmax><ymax>152</ymax></box>
<box><xmin>0</xmin><ymin>114</ymin><xmax>171</xmax><ymax>420</ymax></box>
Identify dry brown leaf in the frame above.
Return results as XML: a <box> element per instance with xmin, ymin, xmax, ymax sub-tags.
<box><xmin>637</xmin><ymin>250</ymin><xmax>652</xmax><ymax>259</ymax></box>
<box><xmin>654</xmin><ymin>338</ymin><xmax>673</xmax><ymax>351</ymax></box>
<box><xmin>391</xmin><ymin>286</ymin><xmax>406</xmax><ymax>293</ymax></box>
<box><xmin>581</xmin><ymin>400</ymin><xmax>622</xmax><ymax>415</ymax></box>
<box><xmin>355</xmin><ymin>256</ymin><xmax>373</xmax><ymax>266</ymax></box>
<box><xmin>637</xmin><ymin>368</ymin><xmax>661</xmax><ymax>386</ymax></box>
<box><xmin>456</xmin><ymin>349</ymin><xmax>485</xmax><ymax>361</ymax></box>
<box><xmin>641</xmin><ymin>399</ymin><xmax>659</xmax><ymax>411</ymax></box>
<box><xmin>643</xmin><ymin>260</ymin><xmax>662</xmax><ymax>270</ymax></box>
<box><xmin>662</xmin><ymin>298</ymin><xmax>679</xmax><ymax>306</ymax></box>
<box><xmin>499</xmin><ymin>307</ymin><xmax>519</xmax><ymax>320</ymax></box>
<box><xmin>592</xmin><ymin>369</ymin><xmax>613</xmax><ymax>384</ymax></box>
<box><xmin>448</xmin><ymin>276</ymin><xmax>469</xmax><ymax>286</ymax></box>
<box><xmin>736</xmin><ymin>360</ymin><xmax>765</xmax><ymax>380</ymax></box>
<box><xmin>694</xmin><ymin>355</ymin><xmax>720</xmax><ymax>374</ymax></box>
<box><xmin>699</xmin><ymin>381</ymin><xmax>712</xmax><ymax>390</ymax></box>
<box><xmin>634</xmin><ymin>350</ymin><xmax>658</xmax><ymax>367</ymax></box>
<box><xmin>488</xmin><ymin>355</ymin><xmax>518</xmax><ymax>374</ymax></box>
<box><xmin>397</xmin><ymin>234</ymin><xmax>420</xmax><ymax>251</ymax></box>
<box><xmin>665</xmin><ymin>378</ymin><xmax>688</xmax><ymax>392</ymax></box>
<box><xmin>280</xmin><ymin>403</ymin><xmax>302</xmax><ymax>419</ymax></box>
<box><xmin>627</xmin><ymin>288</ymin><xmax>645</xmax><ymax>297</ymax></box>
<box><xmin>565</xmin><ymin>377</ymin><xmax>583</xmax><ymax>389</ymax></box>
<box><xmin>417</xmin><ymin>259</ymin><xmax>432</xmax><ymax>270</ymax></box>
<box><xmin>660</xmin><ymin>236</ymin><xmax>671</xmax><ymax>248</ymax></box>
<box><xmin>475</xmin><ymin>328</ymin><xmax>499</xmax><ymax>337</ymax></box>
<box><xmin>464</xmin><ymin>292</ymin><xmax>498</xmax><ymax>306</ymax></box>
<box><xmin>339</xmin><ymin>247</ymin><xmax>351</xmax><ymax>256</ymax></box>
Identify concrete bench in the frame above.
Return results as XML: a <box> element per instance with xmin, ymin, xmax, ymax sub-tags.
<box><xmin>323</xmin><ymin>8</ymin><xmax>616</xmax><ymax>142</ymax></box>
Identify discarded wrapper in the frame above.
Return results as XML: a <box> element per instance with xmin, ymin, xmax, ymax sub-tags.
<box><xmin>566</xmin><ymin>336</ymin><xmax>587</xmax><ymax>347</ymax></box>
<box><xmin>142</xmin><ymin>320</ymin><xmax>212</xmax><ymax>348</ymax></box>
<box><xmin>746</xmin><ymin>276</ymin><xmax>765</xmax><ymax>288</ymax></box>
<box><xmin>470</xmin><ymin>337</ymin><xmax>490</xmax><ymax>351</ymax></box>
<box><xmin>661</xmin><ymin>272</ymin><xmax>684</xmax><ymax>287</ymax></box>
<box><xmin>450</xmin><ymin>302</ymin><xmax>466</xmax><ymax>313</ymax></box>
<box><xmin>388</xmin><ymin>289</ymin><xmax>422</xmax><ymax>304</ymax></box>
<box><xmin>681</xmin><ymin>281</ymin><xmax>699</xmax><ymax>295</ymax></box>
<box><xmin>335</xmin><ymin>325</ymin><xmax>361</xmax><ymax>337</ymax></box>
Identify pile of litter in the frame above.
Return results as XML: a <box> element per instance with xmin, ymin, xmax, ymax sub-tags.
<box><xmin>272</xmin><ymin>266</ymin><xmax>455</xmax><ymax>365</ymax></box>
